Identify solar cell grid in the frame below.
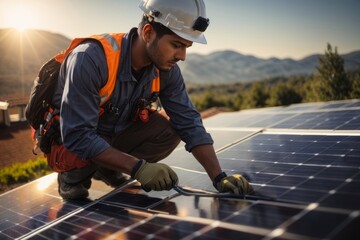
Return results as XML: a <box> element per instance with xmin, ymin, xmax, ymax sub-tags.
<box><xmin>318</xmin><ymin>99</ymin><xmax>360</xmax><ymax>109</ymax></box>
<box><xmin>28</xmin><ymin>200</ymin><xmax>271</xmax><ymax>240</ymax></box>
<box><xmin>234</xmin><ymin>113</ymin><xmax>295</xmax><ymax>128</ymax></box>
<box><xmin>193</xmin><ymin>226</ymin><xmax>265</xmax><ymax>240</ymax></box>
<box><xmin>0</xmin><ymin>184</ymin><xmax>87</xmax><ymax>239</ymax></box>
<box><xmin>329</xmin><ymin>214</ymin><xmax>360</xmax><ymax>240</ymax></box>
<box><xmin>150</xmin><ymin>190</ymin><xmax>357</xmax><ymax>239</ymax></box>
<box><xmin>204</xmin><ymin>111</ymin><xmax>249</xmax><ymax>127</ymax></box>
<box><xmin>2</xmin><ymin>99</ymin><xmax>360</xmax><ymax>240</ymax></box>
<box><xmin>215</xmin><ymin>133</ymin><xmax>360</xmax><ymax>209</ymax></box>
<box><xmin>284</xmin><ymin>210</ymin><xmax>350</xmax><ymax>238</ymax></box>
<box><xmin>102</xmin><ymin>210</ymin><xmax>272</xmax><ymax>240</ymax></box>
<box><xmin>161</xmin><ymin>130</ymin><xmax>261</xmax><ymax>184</ymax></box>
<box><xmin>153</xmin><ymin>195</ymin><xmax>253</xmax><ymax>220</ymax></box>
<box><xmin>25</xmin><ymin>202</ymin><xmax>151</xmax><ymax>240</ymax></box>
<box><xmin>205</xmin><ymin>112</ymin><xmax>296</xmax><ymax>129</ymax></box>
<box><xmin>344</xmin><ymin>101</ymin><xmax>360</xmax><ymax>108</ymax></box>
<box><xmin>0</xmin><ymin>174</ymin><xmax>115</xmax><ymax>240</ymax></box>
<box><xmin>281</xmin><ymin>99</ymin><xmax>360</xmax><ymax>112</ymax></box>
<box><xmin>101</xmin><ymin>187</ymin><xmax>166</xmax><ymax>209</ymax></box>
<box><xmin>206</xmin><ymin>129</ymin><xmax>257</xmax><ymax>150</ymax></box>
<box><xmin>319</xmin><ymin>102</ymin><xmax>349</xmax><ymax>109</ymax></box>
<box><xmin>282</xmin><ymin>102</ymin><xmax>325</xmax><ymax>111</ymax></box>
<box><xmin>272</xmin><ymin>110</ymin><xmax>360</xmax><ymax>130</ymax></box>
<box><xmin>226</xmin><ymin>203</ymin><xmax>302</xmax><ymax>229</ymax></box>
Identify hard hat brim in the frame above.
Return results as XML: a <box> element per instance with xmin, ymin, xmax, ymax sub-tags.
<box><xmin>172</xmin><ymin>29</ymin><xmax>207</xmax><ymax>44</ymax></box>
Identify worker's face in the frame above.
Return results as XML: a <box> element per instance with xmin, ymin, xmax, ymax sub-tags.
<box><xmin>146</xmin><ymin>30</ymin><xmax>193</xmax><ymax>71</ymax></box>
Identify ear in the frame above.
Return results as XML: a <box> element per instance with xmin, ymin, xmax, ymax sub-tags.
<box><xmin>142</xmin><ymin>24</ymin><xmax>155</xmax><ymax>43</ymax></box>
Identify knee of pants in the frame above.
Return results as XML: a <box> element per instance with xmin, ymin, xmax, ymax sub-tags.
<box><xmin>143</xmin><ymin>125</ymin><xmax>181</xmax><ymax>163</ymax></box>
<box><xmin>58</xmin><ymin>164</ymin><xmax>97</xmax><ymax>185</ymax></box>
<box><xmin>156</xmin><ymin>123</ymin><xmax>181</xmax><ymax>146</ymax></box>
<box><xmin>111</xmin><ymin>112</ymin><xmax>180</xmax><ymax>154</ymax></box>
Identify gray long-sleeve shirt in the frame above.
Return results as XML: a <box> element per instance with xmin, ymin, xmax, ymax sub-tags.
<box><xmin>53</xmin><ymin>28</ymin><xmax>213</xmax><ymax>160</ymax></box>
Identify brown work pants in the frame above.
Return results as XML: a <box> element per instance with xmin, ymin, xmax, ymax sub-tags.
<box><xmin>48</xmin><ymin>112</ymin><xmax>181</xmax><ymax>185</ymax></box>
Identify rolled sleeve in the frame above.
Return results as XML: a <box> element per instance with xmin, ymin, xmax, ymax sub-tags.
<box><xmin>59</xmin><ymin>42</ymin><xmax>110</xmax><ymax>160</ymax></box>
<box><xmin>160</xmin><ymin>66</ymin><xmax>213</xmax><ymax>152</ymax></box>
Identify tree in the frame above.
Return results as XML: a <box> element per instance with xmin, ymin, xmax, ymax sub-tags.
<box><xmin>313</xmin><ymin>43</ymin><xmax>351</xmax><ymax>101</ymax></box>
<box><xmin>242</xmin><ymin>82</ymin><xmax>269</xmax><ymax>109</ymax></box>
<box><xmin>192</xmin><ymin>91</ymin><xmax>227</xmax><ymax>111</ymax></box>
<box><xmin>350</xmin><ymin>73</ymin><xmax>360</xmax><ymax>98</ymax></box>
<box><xmin>267</xmin><ymin>83</ymin><xmax>302</xmax><ymax>106</ymax></box>
<box><xmin>232</xmin><ymin>92</ymin><xmax>244</xmax><ymax>110</ymax></box>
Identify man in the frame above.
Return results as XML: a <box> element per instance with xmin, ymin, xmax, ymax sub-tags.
<box><xmin>51</xmin><ymin>0</ymin><xmax>253</xmax><ymax>200</ymax></box>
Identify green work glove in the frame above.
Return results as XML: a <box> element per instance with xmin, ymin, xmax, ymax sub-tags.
<box><xmin>131</xmin><ymin>159</ymin><xmax>178</xmax><ymax>192</ymax></box>
<box><xmin>213</xmin><ymin>172</ymin><xmax>253</xmax><ymax>195</ymax></box>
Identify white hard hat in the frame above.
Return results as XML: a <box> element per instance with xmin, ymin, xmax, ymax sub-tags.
<box><xmin>139</xmin><ymin>0</ymin><xmax>209</xmax><ymax>44</ymax></box>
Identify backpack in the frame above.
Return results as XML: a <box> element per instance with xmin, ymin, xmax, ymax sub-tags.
<box><xmin>25</xmin><ymin>33</ymin><xmax>161</xmax><ymax>154</ymax></box>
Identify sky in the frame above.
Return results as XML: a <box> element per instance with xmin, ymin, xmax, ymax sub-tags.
<box><xmin>1</xmin><ymin>0</ymin><xmax>359</xmax><ymax>60</ymax></box>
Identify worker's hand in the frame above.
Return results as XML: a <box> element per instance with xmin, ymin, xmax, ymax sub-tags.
<box><xmin>214</xmin><ymin>172</ymin><xmax>253</xmax><ymax>195</ymax></box>
<box><xmin>132</xmin><ymin>160</ymin><xmax>178</xmax><ymax>192</ymax></box>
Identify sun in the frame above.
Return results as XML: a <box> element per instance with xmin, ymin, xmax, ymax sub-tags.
<box><xmin>2</xmin><ymin>3</ymin><xmax>39</xmax><ymax>31</ymax></box>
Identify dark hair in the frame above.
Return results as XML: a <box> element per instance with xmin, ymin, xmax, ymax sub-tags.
<box><xmin>139</xmin><ymin>14</ymin><xmax>175</xmax><ymax>39</ymax></box>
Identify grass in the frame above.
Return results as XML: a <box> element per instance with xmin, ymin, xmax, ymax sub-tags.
<box><xmin>0</xmin><ymin>157</ymin><xmax>52</xmax><ymax>192</ymax></box>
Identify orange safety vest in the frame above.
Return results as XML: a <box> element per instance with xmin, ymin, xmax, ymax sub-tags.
<box><xmin>31</xmin><ymin>33</ymin><xmax>161</xmax><ymax>148</ymax></box>
<box><xmin>31</xmin><ymin>33</ymin><xmax>161</xmax><ymax>154</ymax></box>
<box><xmin>55</xmin><ymin>33</ymin><xmax>160</xmax><ymax>107</ymax></box>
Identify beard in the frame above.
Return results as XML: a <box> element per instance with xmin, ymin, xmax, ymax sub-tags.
<box><xmin>146</xmin><ymin>37</ymin><xmax>174</xmax><ymax>72</ymax></box>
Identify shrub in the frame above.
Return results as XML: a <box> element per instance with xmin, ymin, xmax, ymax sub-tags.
<box><xmin>0</xmin><ymin>158</ymin><xmax>51</xmax><ymax>189</ymax></box>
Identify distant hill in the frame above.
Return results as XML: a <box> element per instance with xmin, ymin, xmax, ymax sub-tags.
<box><xmin>178</xmin><ymin>50</ymin><xmax>360</xmax><ymax>84</ymax></box>
<box><xmin>1</xmin><ymin>28</ymin><xmax>360</xmax><ymax>96</ymax></box>
<box><xmin>0</xmin><ymin>28</ymin><xmax>71</xmax><ymax>75</ymax></box>
<box><xmin>0</xmin><ymin>28</ymin><xmax>71</xmax><ymax>96</ymax></box>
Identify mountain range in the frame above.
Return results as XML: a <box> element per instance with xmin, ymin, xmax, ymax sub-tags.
<box><xmin>178</xmin><ymin>50</ymin><xmax>360</xmax><ymax>84</ymax></box>
<box><xmin>1</xmin><ymin>28</ymin><xmax>359</xmax><ymax>96</ymax></box>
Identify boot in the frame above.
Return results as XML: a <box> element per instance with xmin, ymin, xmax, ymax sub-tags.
<box><xmin>57</xmin><ymin>173</ymin><xmax>90</xmax><ymax>200</ymax></box>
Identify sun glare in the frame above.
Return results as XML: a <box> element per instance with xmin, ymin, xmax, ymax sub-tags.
<box><xmin>3</xmin><ymin>3</ymin><xmax>39</xmax><ymax>31</ymax></box>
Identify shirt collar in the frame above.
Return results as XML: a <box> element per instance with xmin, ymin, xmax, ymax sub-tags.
<box><xmin>117</xmin><ymin>28</ymin><xmax>158</xmax><ymax>84</ymax></box>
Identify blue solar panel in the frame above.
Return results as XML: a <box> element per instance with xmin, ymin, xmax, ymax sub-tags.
<box><xmin>271</xmin><ymin>110</ymin><xmax>360</xmax><ymax>130</ymax></box>
<box><xmin>215</xmin><ymin>134</ymin><xmax>360</xmax><ymax>206</ymax></box>
<box><xmin>0</xmin><ymin>175</ymin><xmax>114</xmax><ymax>239</ymax></box>
<box><xmin>320</xmin><ymin>100</ymin><xmax>360</xmax><ymax>109</ymax></box>
<box><xmin>1</xmin><ymin>99</ymin><xmax>360</xmax><ymax>240</ymax></box>
<box><xmin>25</xmin><ymin>202</ymin><xmax>151</xmax><ymax>239</ymax></box>
<box><xmin>204</xmin><ymin>111</ymin><xmax>296</xmax><ymax>128</ymax></box>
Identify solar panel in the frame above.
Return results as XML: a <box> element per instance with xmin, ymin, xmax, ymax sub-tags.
<box><xmin>345</xmin><ymin>101</ymin><xmax>360</xmax><ymax>108</ymax></box>
<box><xmin>207</xmin><ymin>129</ymin><xmax>257</xmax><ymax>150</ymax></box>
<box><xmin>319</xmin><ymin>100</ymin><xmax>360</xmax><ymax>109</ymax></box>
<box><xmin>25</xmin><ymin>202</ymin><xmax>151</xmax><ymax>239</ymax></box>
<box><xmin>282</xmin><ymin>99</ymin><xmax>360</xmax><ymax>111</ymax></box>
<box><xmin>271</xmin><ymin>110</ymin><xmax>360</xmax><ymax>130</ymax></box>
<box><xmin>1</xmin><ymin>99</ymin><xmax>360</xmax><ymax>240</ymax></box>
<box><xmin>204</xmin><ymin>110</ymin><xmax>296</xmax><ymax>129</ymax></box>
<box><xmin>216</xmin><ymin>134</ymin><xmax>360</xmax><ymax>207</ymax></box>
<box><xmin>282</xmin><ymin>102</ymin><xmax>325</xmax><ymax>111</ymax></box>
<box><xmin>0</xmin><ymin>174</ymin><xmax>114</xmax><ymax>239</ymax></box>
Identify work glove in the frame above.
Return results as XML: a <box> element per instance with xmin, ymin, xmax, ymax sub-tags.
<box><xmin>131</xmin><ymin>159</ymin><xmax>178</xmax><ymax>192</ymax></box>
<box><xmin>213</xmin><ymin>172</ymin><xmax>253</xmax><ymax>195</ymax></box>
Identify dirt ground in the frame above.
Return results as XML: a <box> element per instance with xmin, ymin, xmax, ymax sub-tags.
<box><xmin>0</xmin><ymin>121</ymin><xmax>39</xmax><ymax>168</ymax></box>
